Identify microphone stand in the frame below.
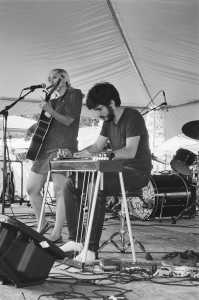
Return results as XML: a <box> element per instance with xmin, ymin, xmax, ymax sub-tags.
<box><xmin>141</xmin><ymin>102</ymin><xmax>167</xmax><ymax>116</ymax></box>
<box><xmin>0</xmin><ymin>90</ymin><xmax>34</xmax><ymax>214</ymax></box>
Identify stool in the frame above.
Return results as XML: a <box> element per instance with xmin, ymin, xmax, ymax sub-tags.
<box><xmin>99</xmin><ymin>188</ymin><xmax>153</xmax><ymax>260</ymax></box>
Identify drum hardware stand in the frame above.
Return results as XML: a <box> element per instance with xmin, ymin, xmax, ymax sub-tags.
<box><xmin>105</xmin><ymin>196</ymin><xmax>138</xmax><ymax>221</ymax></box>
<box><xmin>171</xmin><ymin>202</ymin><xmax>196</xmax><ymax>224</ymax></box>
<box><xmin>171</xmin><ymin>183</ymin><xmax>197</xmax><ymax>224</ymax></box>
<box><xmin>99</xmin><ymin>193</ymin><xmax>153</xmax><ymax>261</ymax></box>
<box><xmin>171</xmin><ymin>171</ymin><xmax>197</xmax><ymax>224</ymax></box>
<box><xmin>158</xmin><ymin>194</ymin><xmax>167</xmax><ymax>223</ymax></box>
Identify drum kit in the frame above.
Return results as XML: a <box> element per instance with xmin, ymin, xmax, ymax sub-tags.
<box><xmin>108</xmin><ymin>121</ymin><xmax>199</xmax><ymax>223</ymax></box>
<box><xmin>132</xmin><ymin>120</ymin><xmax>199</xmax><ymax>222</ymax></box>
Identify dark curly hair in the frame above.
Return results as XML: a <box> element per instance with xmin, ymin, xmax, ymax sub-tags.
<box><xmin>86</xmin><ymin>82</ymin><xmax>121</xmax><ymax>110</ymax></box>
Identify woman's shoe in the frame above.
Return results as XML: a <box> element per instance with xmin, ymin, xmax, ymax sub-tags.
<box><xmin>52</xmin><ymin>236</ymin><xmax>63</xmax><ymax>244</ymax></box>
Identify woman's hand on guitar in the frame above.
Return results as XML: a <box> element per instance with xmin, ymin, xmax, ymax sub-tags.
<box><xmin>24</xmin><ymin>123</ymin><xmax>37</xmax><ymax>141</ymax></box>
<box><xmin>24</xmin><ymin>128</ymin><xmax>32</xmax><ymax>141</ymax></box>
<box><xmin>39</xmin><ymin>99</ymin><xmax>53</xmax><ymax>114</ymax></box>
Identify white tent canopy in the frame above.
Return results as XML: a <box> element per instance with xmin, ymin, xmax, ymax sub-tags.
<box><xmin>156</xmin><ymin>136</ymin><xmax>199</xmax><ymax>155</ymax></box>
<box><xmin>0</xmin><ymin>0</ymin><xmax>199</xmax><ymax>140</ymax></box>
<box><xmin>0</xmin><ymin>116</ymin><xmax>36</xmax><ymax>139</ymax></box>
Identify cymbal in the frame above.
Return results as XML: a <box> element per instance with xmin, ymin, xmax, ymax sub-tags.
<box><xmin>182</xmin><ymin>121</ymin><xmax>199</xmax><ymax>140</ymax></box>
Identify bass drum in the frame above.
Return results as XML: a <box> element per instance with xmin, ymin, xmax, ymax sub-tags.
<box><xmin>130</xmin><ymin>173</ymin><xmax>196</xmax><ymax>220</ymax></box>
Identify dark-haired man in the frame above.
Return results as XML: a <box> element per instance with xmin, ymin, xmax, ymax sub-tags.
<box><xmin>60</xmin><ymin>82</ymin><xmax>152</xmax><ymax>262</ymax></box>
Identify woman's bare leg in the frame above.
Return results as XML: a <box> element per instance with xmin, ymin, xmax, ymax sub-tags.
<box><xmin>26</xmin><ymin>171</ymin><xmax>47</xmax><ymax>230</ymax></box>
<box><xmin>47</xmin><ymin>173</ymin><xmax>67</xmax><ymax>241</ymax></box>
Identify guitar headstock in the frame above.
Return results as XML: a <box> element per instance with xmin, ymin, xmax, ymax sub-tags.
<box><xmin>45</xmin><ymin>78</ymin><xmax>61</xmax><ymax>102</ymax></box>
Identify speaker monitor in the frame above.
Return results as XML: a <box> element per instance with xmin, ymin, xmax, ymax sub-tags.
<box><xmin>0</xmin><ymin>214</ymin><xmax>65</xmax><ymax>287</ymax></box>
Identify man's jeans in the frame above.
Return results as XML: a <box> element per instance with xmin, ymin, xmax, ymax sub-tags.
<box><xmin>64</xmin><ymin>166</ymin><xmax>149</xmax><ymax>252</ymax></box>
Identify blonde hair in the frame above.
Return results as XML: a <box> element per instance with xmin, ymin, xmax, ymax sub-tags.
<box><xmin>50</xmin><ymin>68</ymin><xmax>70</xmax><ymax>86</ymax></box>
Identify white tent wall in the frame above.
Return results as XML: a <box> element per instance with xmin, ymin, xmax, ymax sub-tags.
<box><xmin>0</xmin><ymin>0</ymin><xmax>199</xmax><ymax>139</ymax></box>
<box><xmin>163</xmin><ymin>102</ymin><xmax>199</xmax><ymax>140</ymax></box>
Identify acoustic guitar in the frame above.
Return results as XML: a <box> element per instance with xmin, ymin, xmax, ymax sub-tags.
<box><xmin>26</xmin><ymin>79</ymin><xmax>61</xmax><ymax>161</ymax></box>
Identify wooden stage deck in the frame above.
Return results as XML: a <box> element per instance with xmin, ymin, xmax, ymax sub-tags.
<box><xmin>0</xmin><ymin>202</ymin><xmax>198</xmax><ymax>300</ymax></box>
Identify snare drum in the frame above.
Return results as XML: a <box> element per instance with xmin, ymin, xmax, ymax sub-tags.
<box><xmin>130</xmin><ymin>174</ymin><xmax>196</xmax><ymax>220</ymax></box>
<box><xmin>170</xmin><ymin>148</ymin><xmax>196</xmax><ymax>175</ymax></box>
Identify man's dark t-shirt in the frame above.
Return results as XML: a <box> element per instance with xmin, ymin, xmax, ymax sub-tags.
<box><xmin>100</xmin><ymin>108</ymin><xmax>152</xmax><ymax>180</ymax></box>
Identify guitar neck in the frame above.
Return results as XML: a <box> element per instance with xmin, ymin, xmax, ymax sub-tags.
<box><xmin>39</xmin><ymin>110</ymin><xmax>52</xmax><ymax>125</ymax></box>
<box><xmin>45</xmin><ymin>78</ymin><xmax>61</xmax><ymax>102</ymax></box>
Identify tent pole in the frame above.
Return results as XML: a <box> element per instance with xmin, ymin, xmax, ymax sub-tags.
<box><xmin>106</xmin><ymin>0</ymin><xmax>153</xmax><ymax>103</ymax></box>
<box><xmin>153</xmin><ymin>111</ymin><xmax>156</xmax><ymax>154</ymax></box>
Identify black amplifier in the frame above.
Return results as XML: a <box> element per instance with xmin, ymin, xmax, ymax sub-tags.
<box><xmin>0</xmin><ymin>214</ymin><xmax>65</xmax><ymax>287</ymax></box>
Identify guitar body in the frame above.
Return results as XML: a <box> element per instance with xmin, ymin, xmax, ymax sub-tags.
<box><xmin>26</xmin><ymin>111</ymin><xmax>53</xmax><ymax>161</ymax></box>
<box><xmin>26</xmin><ymin>78</ymin><xmax>61</xmax><ymax>161</ymax></box>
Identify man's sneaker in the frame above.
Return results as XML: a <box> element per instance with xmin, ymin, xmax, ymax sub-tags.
<box><xmin>162</xmin><ymin>252</ymin><xmax>179</xmax><ymax>260</ymax></box>
<box><xmin>182</xmin><ymin>250</ymin><xmax>199</xmax><ymax>263</ymax></box>
<box><xmin>162</xmin><ymin>252</ymin><xmax>197</xmax><ymax>267</ymax></box>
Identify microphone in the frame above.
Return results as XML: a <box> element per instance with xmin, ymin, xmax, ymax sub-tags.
<box><xmin>160</xmin><ymin>102</ymin><xmax>167</xmax><ymax>106</ymax></box>
<box><xmin>24</xmin><ymin>83</ymin><xmax>46</xmax><ymax>91</ymax></box>
<box><xmin>163</xmin><ymin>91</ymin><xmax>168</xmax><ymax>112</ymax></box>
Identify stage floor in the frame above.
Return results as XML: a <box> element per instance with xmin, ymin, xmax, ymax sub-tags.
<box><xmin>0</xmin><ymin>202</ymin><xmax>198</xmax><ymax>300</ymax></box>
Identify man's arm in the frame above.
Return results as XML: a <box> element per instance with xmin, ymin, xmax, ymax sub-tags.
<box><xmin>74</xmin><ymin>135</ymin><xmax>140</xmax><ymax>159</ymax></box>
<box><xmin>114</xmin><ymin>136</ymin><xmax>140</xmax><ymax>160</ymax></box>
<box><xmin>74</xmin><ymin>135</ymin><xmax>109</xmax><ymax>158</ymax></box>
